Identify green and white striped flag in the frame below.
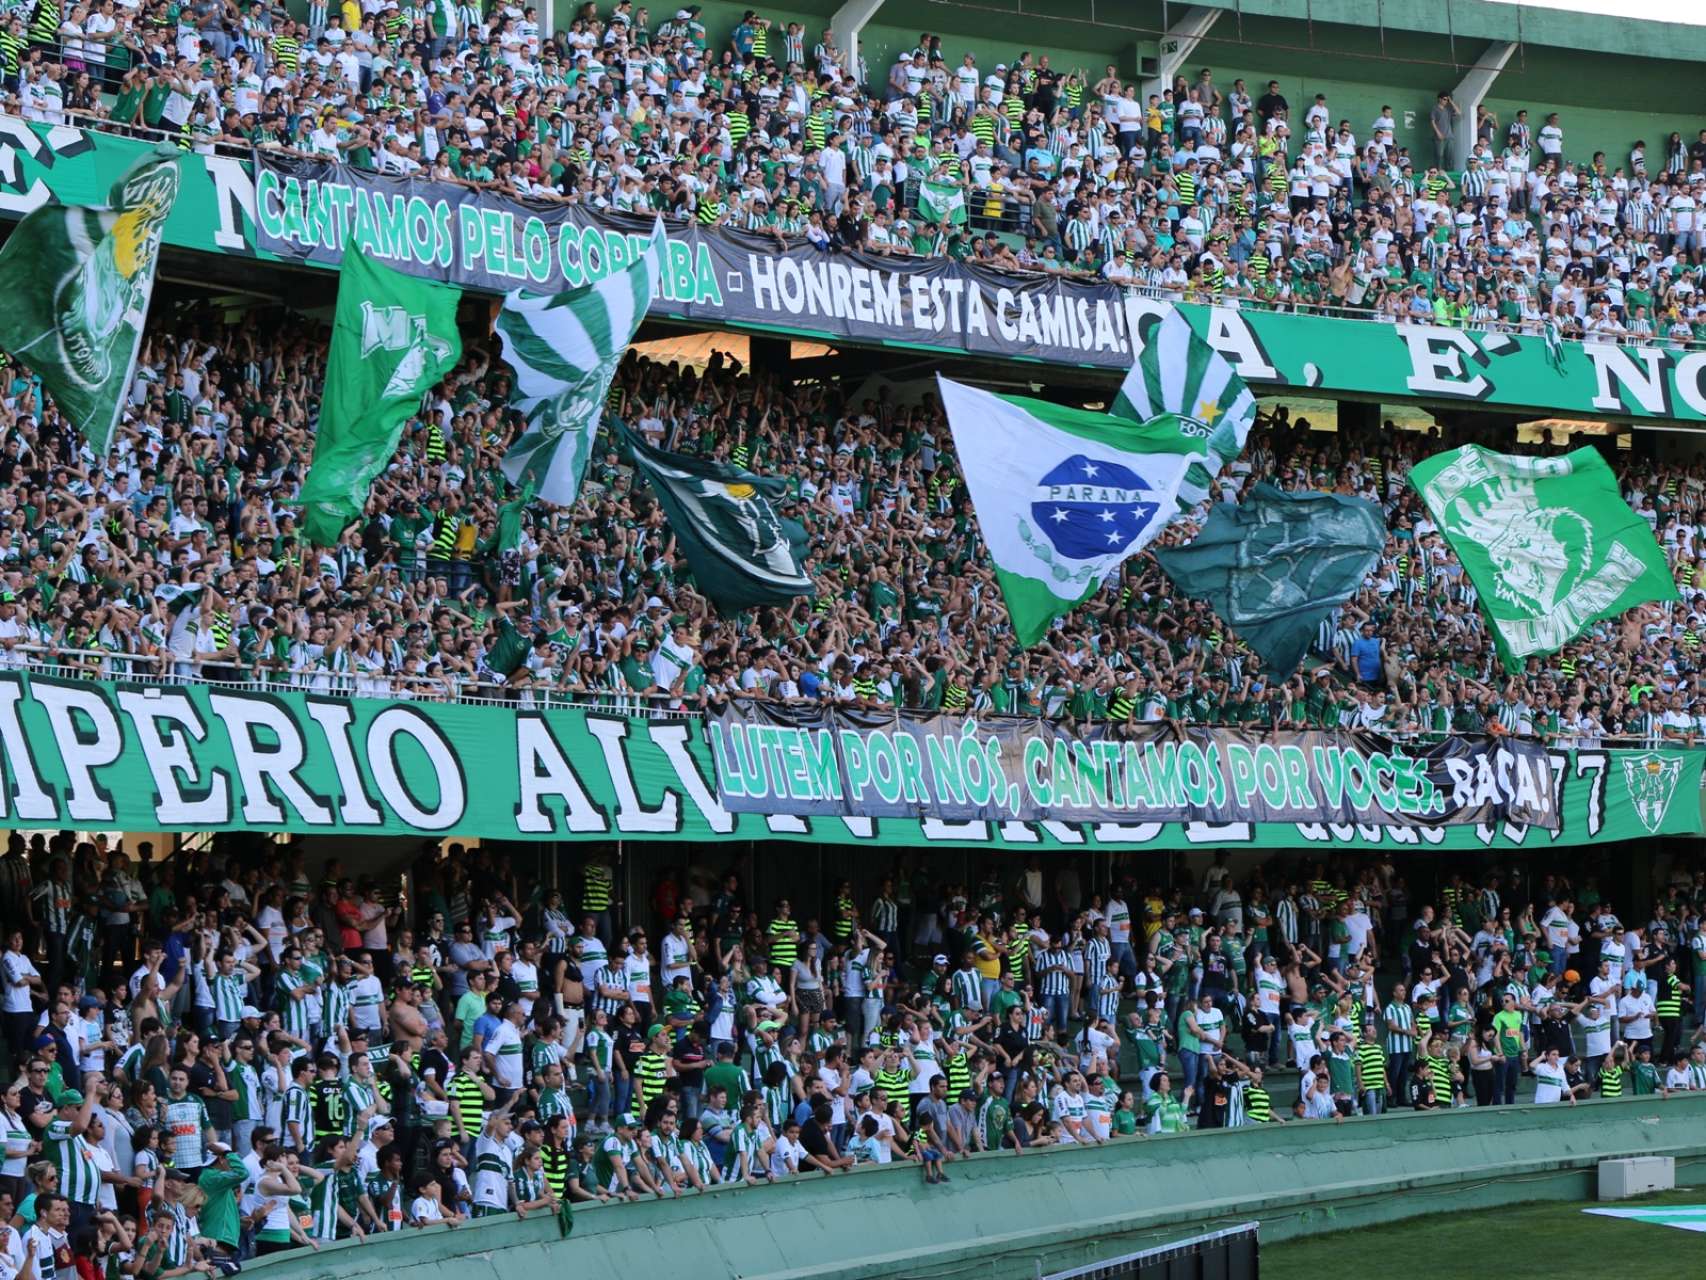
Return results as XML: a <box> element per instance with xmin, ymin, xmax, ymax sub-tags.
<box><xmin>496</xmin><ymin>219</ymin><xmax>664</xmax><ymax>506</ymax></box>
<box><xmin>917</xmin><ymin>179</ymin><xmax>967</xmax><ymax>226</ymax></box>
<box><xmin>1111</xmin><ymin>308</ymin><xmax>1256</xmax><ymax>508</ymax></box>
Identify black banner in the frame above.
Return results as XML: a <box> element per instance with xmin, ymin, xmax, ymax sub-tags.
<box><xmin>706</xmin><ymin>702</ymin><xmax>1560</xmax><ymax>830</ymax></box>
<box><xmin>251</xmin><ymin>153</ymin><xmax>1142</xmax><ymax>369</ymax></box>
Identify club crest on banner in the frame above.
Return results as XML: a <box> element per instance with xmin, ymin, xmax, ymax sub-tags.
<box><xmin>1623</xmin><ymin>752</ymin><xmax>1683</xmax><ymax>834</ymax></box>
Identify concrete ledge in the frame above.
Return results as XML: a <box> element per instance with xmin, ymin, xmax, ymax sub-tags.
<box><xmin>241</xmin><ymin>1095</ymin><xmax>1706</xmax><ymax>1280</ymax></box>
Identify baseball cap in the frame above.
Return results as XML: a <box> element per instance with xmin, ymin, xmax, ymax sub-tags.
<box><xmin>240</xmin><ymin>1005</ymin><xmax>263</xmax><ymax>1020</ymax></box>
<box><xmin>57</xmin><ymin>1090</ymin><xmax>84</xmax><ymax>1106</ymax></box>
<box><xmin>647</xmin><ymin>1024</ymin><xmax>666</xmax><ymax>1039</ymax></box>
<box><xmin>932</xmin><ymin>954</ymin><xmax>948</xmax><ymax>965</ymax></box>
<box><xmin>616</xmin><ymin>1112</ymin><xmax>639</xmax><ymax>1128</ymax></box>
<box><xmin>757</xmin><ymin>1019</ymin><xmax>783</xmax><ymax>1032</ymax></box>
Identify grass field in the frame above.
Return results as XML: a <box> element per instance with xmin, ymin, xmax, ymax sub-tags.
<box><xmin>1261</xmin><ymin>1188</ymin><xmax>1706</xmax><ymax>1280</ymax></box>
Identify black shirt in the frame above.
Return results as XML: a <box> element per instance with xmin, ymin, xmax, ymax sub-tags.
<box><xmin>799</xmin><ymin>1118</ymin><xmax>831</xmax><ymax>1161</ymax></box>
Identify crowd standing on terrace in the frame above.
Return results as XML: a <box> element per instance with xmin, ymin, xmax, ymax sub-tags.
<box><xmin>4</xmin><ymin>0</ymin><xmax>1706</xmax><ymax>341</ymax></box>
<box><xmin>2</xmin><ymin>304</ymin><xmax>1706</xmax><ymax>745</ymax></box>
<box><xmin>0</xmin><ymin>835</ymin><xmax>1695</xmax><ymax>1270</ymax></box>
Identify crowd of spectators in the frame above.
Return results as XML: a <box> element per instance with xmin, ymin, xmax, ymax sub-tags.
<box><xmin>0</xmin><ymin>834</ymin><xmax>1699</xmax><ymax>1273</ymax></box>
<box><xmin>0</xmin><ymin>299</ymin><xmax>1704</xmax><ymax>747</ymax></box>
<box><xmin>6</xmin><ymin>0</ymin><xmax>1706</xmax><ymax>342</ymax></box>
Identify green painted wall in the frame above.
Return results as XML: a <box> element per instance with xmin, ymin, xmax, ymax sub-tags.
<box><xmin>240</xmin><ymin>1096</ymin><xmax>1706</xmax><ymax>1280</ymax></box>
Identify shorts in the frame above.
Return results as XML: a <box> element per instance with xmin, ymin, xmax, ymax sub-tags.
<box><xmin>796</xmin><ymin>988</ymin><xmax>824</xmax><ymax>1014</ymax></box>
<box><xmin>500</xmin><ymin>549</ymin><xmax>521</xmax><ymax>587</ymax></box>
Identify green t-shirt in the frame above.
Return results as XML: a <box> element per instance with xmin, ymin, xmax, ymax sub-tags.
<box><xmin>1492</xmin><ymin>1008</ymin><xmax>1524</xmax><ymax>1058</ymax></box>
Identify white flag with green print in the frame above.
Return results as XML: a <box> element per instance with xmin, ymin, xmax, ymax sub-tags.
<box><xmin>918</xmin><ymin>179</ymin><xmax>967</xmax><ymax>226</ymax></box>
<box><xmin>937</xmin><ymin>374</ymin><xmax>1206</xmax><ymax>648</ymax></box>
<box><xmin>496</xmin><ymin>218</ymin><xmax>664</xmax><ymax>506</ymax></box>
<box><xmin>1111</xmin><ymin>307</ymin><xmax>1256</xmax><ymax>508</ymax></box>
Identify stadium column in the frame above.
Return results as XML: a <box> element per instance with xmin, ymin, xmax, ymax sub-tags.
<box><xmin>1449</xmin><ymin>42</ymin><xmax>1516</xmax><ymax>171</ymax></box>
<box><xmin>829</xmin><ymin>0</ymin><xmax>883</xmax><ymax>80</ymax></box>
<box><xmin>748</xmin><ymin>336</ymin><xmax>792</xmax><ymax>382</ymax></box>
<box><xmin>1141</xmin><ymin>6</ymin><xmax>1221</xmax><ymax>103</ymax></box>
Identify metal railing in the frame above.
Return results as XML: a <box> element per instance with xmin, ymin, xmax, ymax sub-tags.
<box><xmin>3</xmin><ymin>646</ymin><xmax>701</xmax><ymax>717</ymax></box>
<box><xmin>6</xmin><ymin>647</ymin><xmax>1698</xmax><ymax>748</ymax></box>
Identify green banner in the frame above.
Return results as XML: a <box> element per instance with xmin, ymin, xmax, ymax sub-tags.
<box><xmin>0</xmin><ymin>673</ymin><xmax>1697</xmax><ymax>850</ymax></box>
<box><xmin>5</xmin><ymin>123</ymin><xmax>1706</xmax><ymax>424</ymax></box>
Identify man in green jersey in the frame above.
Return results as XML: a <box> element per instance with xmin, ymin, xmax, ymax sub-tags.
<box><xmin>974</xmin><ymin>1073</ymin><xmax>1014</xmax><ymax>1153</ymax></box>
<box><xmin>1491</xmin><ymin>991</ymin><xmax>1526</xmax><ymax>1105</ymax></box>
<box><xmin>307</xmin><ymin>1134</ymin><xmax>373</xmax><ymax>1242</ymax></box>
<box><xmin>158</xmin><ymin>1067</ymin><xmax>213</xmax><ymax>1172</ymax></box>
<box><xmin>44</xmin><ymin>1081</ymin><xmax>101</xmax><ymax>1232</ymax></box>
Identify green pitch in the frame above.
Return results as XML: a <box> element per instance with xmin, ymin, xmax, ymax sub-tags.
<box><xmin>1262</xmin><ymin>1189</ymin><xmax>1706</xmax><ymax>1280</ymax></box>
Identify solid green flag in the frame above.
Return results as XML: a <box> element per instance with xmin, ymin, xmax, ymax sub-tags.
<box><xmin>1153</xmin><ymin>483</ymin><xmax>1386</xmax><ymax>677</ymax></box>
<box><xmin>299</xmin><ymin>251</ymin><xmax>463</xmax><ymax>545</ymax></box>
<box><xmin>0</xmin><ymin>147</ymin><xmax>180</xmax><ymax>457</ymax></box>
<box><xmin>1409</xmin><ymin>444</ymin><xmax>1678</xmax><ymax>671</ymax></box>
<box><xmin>619</xmin><ymin>422</ymin><xmax>815</xmax><ymax>610</ymax></box>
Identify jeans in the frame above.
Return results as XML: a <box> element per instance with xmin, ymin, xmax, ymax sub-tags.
<box><xmin>1360</xmin><ymin>1089</ymin><xmax>1385</xmax><ymax>1116</ymax></box>
<box><xmin>979</xmin><ymin>977</ymin><xmax>1001</xmax><ymax>1010</ymax></box>
<box><xmin>232</xmin><ymin>1119</ymin><xmax>256</xmax><ymax>1161</ymax></box>
<box><xmin>613</xmin><ymin>1075</ymin><xmax>633</xmax><ymax>1120</ymax></box>
<box><xmin>1495</xmin><ymin>1058</ymin><xmax>1520</xmax><ymax>1104</ymax></box>
<box><xmin>587</xmin><ymin>1075</ymin><xmax>612</xmax><ymax>1121</ymax></box>
<box><xmin>1043</xmin><ymin>992</ymin><xmax>1069</xmax><ymax>1033</ymax></box>
<box><xmin>1178</xmin><ymin>1048</ymin><xmax>1201</xmax><ymax>1098</ymax></box>
<box><xmin>1387</xmin><ymin>1051</ymin><xmax>1411</xmax><ymax>1093</ymax></box>
<box><xmin>1109</xmin><ymin>942</ymin><xmax>1137</xmax><ymax>980</ymax></box>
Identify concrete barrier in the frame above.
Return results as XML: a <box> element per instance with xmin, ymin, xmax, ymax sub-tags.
<box><xmin>241</xmin><ymin>1095</ymin><xmax>1706</xmax><ymax>1280</ymax></box>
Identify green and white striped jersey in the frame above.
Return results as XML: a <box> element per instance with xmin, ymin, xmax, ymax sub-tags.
<box><xmin>45</xmin><ymin>1118</ymin><xmax>100</xmax><ymax>1204</ymax></box>
<box><xmin>471</xmin><ymin>1135</ymin><xmax>514</xmax><ymax>1210</ymax></box>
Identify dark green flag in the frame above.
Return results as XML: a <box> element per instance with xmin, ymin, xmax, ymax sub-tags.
<box><xmin>619</xmin><ymin>423</ymin><xmax>815</xmax><ymax>610</ymax></box>
<box><xmin>1153</xmin><ymin>483</ymin><xmax>1386</xmax><ymax>677</ymax></box>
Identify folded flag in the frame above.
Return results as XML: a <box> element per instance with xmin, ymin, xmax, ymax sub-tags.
<box><xmin>918</xmin><ymin>180</ymin><xmax>968</xmax><ymax>226</ymax></box>
<box><xmin>1111</xmin><ymin>308</ymin><xmax>1256</xmax><ymax>508</ymax></box>
<box><xmin>298</xmin><ymin>250</ymin><xmax>464</xmax><ymax>545</ymax></box>
<box><xmin>0</xmin><ymin>147</ymin><xmax>181</xmax><ymax>457</ymax></box>
<box><xmin>1409</xmin><ymin>444</ymin><xmax>1677</xmax><ymax>671</ymax></box>
<box><xmin>619</xmin><ymin>421</ymin><xmax>814</xmax><ymax>610</ymax></box>
<box><xmin>497</xmin><ymin>219</ymin><xmax>664</xmax><ymax>507</ymax></box>
<box><xmin>1153</xmin><ymin>483</ymin><xmax>1387</xmax><ymax>677</ymax></box>
<box><xmin>937</xmin><ymin>374</ymin><xmax>1207</xmax><ymax>646</ymax></box>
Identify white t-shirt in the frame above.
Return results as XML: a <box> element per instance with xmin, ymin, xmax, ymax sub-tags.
<box><xmin>1050</xmin><ymin>1089</ymin><xmax>1087</xmax><ymax>1140</ymax></box>
<box><xmin>1</xmin><ymin>954</ymin><xmax>37</xmax><ymax>1014</ymax></box>
<box><xmin>1575</xmin><ymin>1008</ymin><xmax>1613</xmax><ymax>1058</ymax></box>
<box><xmin>1532</xmin><ymin>1059</ymin><xmax>1567</xmax><ymax>1104</ymax></box>
<box><xmin>484</xmin><ymin>1021</ymin><xmax>525</xmax><ymax>1089</ymax></box>
<box><xmin>1618</xmin><ymin>991</ymin><xmax>1655</xmax><ymax>1040</ymax></box>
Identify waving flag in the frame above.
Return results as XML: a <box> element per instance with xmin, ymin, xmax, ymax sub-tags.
<box><xmin>1111</xmin><ymin>309</ymin><xmax>1257</xmax><ymax>507</ymax></box>
<box><xmin>918</xmin><ymin>180</ymin><xmax>967</xmax><ymax>226</ymax></box>
<box><xmin>1410</xmin><ymin>444</ymin><xmax>1676</xmax><ymax>671</ymax></box>
<box><xmin>0</xmin><ymin>147</ymin><xmax>181</xmax><ymax>457</ymax></box>
<box><xmin>619</xmin><ymin>422</ymin><xmax>814</xmax><ymax>609</ymax></box>
<box><xmin>497</xmin><ymin>219</ymin><xmax>664</xmax><ymax>506</ymax></box>
<box><xmin>1153</xmin><ymin>483</ymin><xmax>1387</xmax><ymax>677</ymax></box>
<box><xmin>299</xmin><ymin>250</ymin><xmax>463</xmax><ymax>545</ymax></box>
<box><xmin>938</xmin><ymin>375</ymin><xmax>1206</xmax><ymax>646</ymax></box>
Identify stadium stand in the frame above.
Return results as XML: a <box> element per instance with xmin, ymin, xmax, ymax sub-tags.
<box><xmin>0</xmin><ymin>0</ymin><xmax>1703</xmax><ymax>1272</ymax></box>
